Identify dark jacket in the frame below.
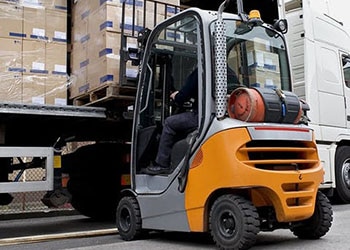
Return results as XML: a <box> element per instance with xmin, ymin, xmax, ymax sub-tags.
<box><xmin>174</xmin><ymin>68</ymin><xmax>198</xmax><ymax>110</ymax></box>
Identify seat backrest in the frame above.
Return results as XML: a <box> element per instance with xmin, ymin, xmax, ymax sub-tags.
<box><xmin>137</xmin><ymin>125</ymin><xmax>159</xmax><ymax>169</ymax></box>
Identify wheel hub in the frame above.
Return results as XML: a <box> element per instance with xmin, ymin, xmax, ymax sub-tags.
<box><xmin>120</xmin><ymin>207</ymin><xmax>131</xmax><ymax>232</ymax></box>
<box><xmin>342</xmin><ymin>162</ymin><xmax>350</xmax><ymax>188</ymax></box>
<box><xmin>220</xmin><ymin>212</ymin><xmax>236</xmax><ymax>236</ymax></box>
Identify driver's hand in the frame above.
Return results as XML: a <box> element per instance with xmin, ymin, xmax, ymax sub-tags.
<box><xmin>170</xmin><ymin>91</ymin><xmax>179</xmax><ymax>100</ymax></box>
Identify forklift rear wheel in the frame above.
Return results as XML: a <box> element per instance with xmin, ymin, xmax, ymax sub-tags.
<box><xmin>209</xmin><ymin>194</ymin><xmax>260</xmax><ymax>250</ymax></box>
<box><xmin>116</xmin><ymin>196</ymin><xmax>142</xmax><ymax>241</ymax></box>
<box><xmin>291</xmin><ymin>191</ymin><xmax>333</xmax><ymax>239</ymax></box>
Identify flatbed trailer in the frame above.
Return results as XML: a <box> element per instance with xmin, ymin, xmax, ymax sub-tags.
<box><xmin>0</xmin><ymin>0</ymin><xmax>181</xmax><ymax>217</ymax></box>
<box><xmin>0</xmin><ymin>101</ymin><xmax>132</xmax><ymax>208</ymax></box>
<box><xmin>0</xmin><ymin>102</ymin><xmax>129</xmax><ymax>146</ymax></box>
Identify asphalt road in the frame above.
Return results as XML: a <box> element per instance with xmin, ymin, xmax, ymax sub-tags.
<box><xmin>0</xmin><ymin>204</ymin><xmax>349</xmax><ymax>250</ymax></box>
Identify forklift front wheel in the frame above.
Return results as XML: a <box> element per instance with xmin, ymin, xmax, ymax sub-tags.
<box><xmin>209</xmin><ymin>194</ymin><xmax>260</xmax><ymax>250</ymax></box>
<box><xmin>116</xmin><ymin>196</ymin><xmax>142</xmax><ymax>241</ymax></box>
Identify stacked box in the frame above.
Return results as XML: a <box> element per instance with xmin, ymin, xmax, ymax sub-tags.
<box><xmin>242</xmin><ymin>39</ymin><xmax>281</xmax><ymax>89</ymax></box>
<box><xmin>69</xmin><ymin>0</ymin><xmax>180</xmax><ymax>99</ymax></box>
<box><xmin>0</xmin><ymin>37</ymin><xmax>22</xmax><ymax>72</ymax></box>
<box><xmin>22</xmin><ymin>73</ymin><xmax>46</xmax><ymax>104</ymax></box>
<box><xmin>0</xmin><ymin>35</ymin><xmax>23</xmax><ymax>102</ymax></box>
<box><xmin>0</xmin><ymin>1</ymin><xmax>68</xmax><ymax>104</ymax></box>
<box><xmin>246</xmin><ymin>50</ymin><xmax>280</xmax><ymax>71</ymax></box>
<box><xmin>46</xmin><ymin>9</ymin><xmax>67</xmax><ymax>43</ymax></box>
<box><xmin>45</xmin><ymin>75</ymin><xmax>68</xmax><ymax>105</ymax></box>
<box><xmin>43</xmin><ymin>0</ymin><xmax>67</xmax><ymax>11</ymax></box>
<box><xmin>70</xmin><ymin>11</ymin><xmax>89</xmax><ymax>97</ymax></box>
<box><xmin>246</xmin><ymin>50</ymin><xmax>281</xmax><ymax>89</ymax></box>
<box><xmin>0</xmin><ymin>3</ymin><xmax>23</xmax><ymax>39</ymax></box>
<box><xmin>23</xmin><ymin>6</ymin><xmax>47</xmax><ymax>40</ymax></box>
<box><xmin>46</xmin><ymin>43</ymin><xmax>67</xmax><ymax>76</ymax></box>
<box><xmin>248</xmin><ymin>68</ymin><xmax>281</xmax><ymax>89</ymax></box>
<box><xmin>0</xmin><ymin>72</ymin><xmax>22</xmax><ymax>102</ymax></box>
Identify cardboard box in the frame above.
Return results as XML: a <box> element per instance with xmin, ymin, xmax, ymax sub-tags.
<box><xmin>23</xmin><ymin>6</ymin><xmax>47</xmax><ymax>40</ymax></box>
<box><xmin>87</xmin><ymin>55</ymin><xmax>120</xmax><ymax>90</ymax></box>
<box><xmin>72</xmin><ymin>18</ymin><xmax>88</xmax><ymax>44</ymax></box>
<box><xmin>88</xmin><ymin>31</ymin><xmax>121</xmax><ymax>60</ymax></box>
<box><xmin>0</xmin><ymin>3</ymin><xmax>24</xmax><ymax>39</ymax></box>
<box><xmin>72</xmin><ymin>0</ymin><xmax>91</xmax><ymax>24</ymax></box>
<box><xmin>22</xmin><ymin>73</ymin><xmax>46</xmax><ymax>104</ymax></box>
<box><xmin>45</xmin><ymin>75</ymin><xmax>67</xmax><ymax>105</ymax></box>
<box><xmin>263</xmin><ymin>51</ymin><xmax>280</xmax><ymax>71</ymax></box>
<box><xmin>46</xmin><ymin>42</ymin><xmax>67</xmax><ymax>75</ymax></box>
<box><xmin>0</xmin><ymin>38</ymin><xmax>23</xmax><ymax>73</ymax></box>
<box><xmin>247</xmin><ymin>68</ymin><xmax>281</xmax><ymax>89</ymax></box>
<box><xmin>87</xmin><ymin>54</ymin><xmax>138</xmax><ymax>90</ymax></box>
<box><xmin>0</xmin><ymin>72</ymin><xmax>22</xmax><ymax>102</ymax></box>
<box><xmin>71</xmin><ymin>41</ymin><xmax>88</xmax><ymax>72</ymax></box>
<box><xmin>89</xmin><ymin>3</ymin><xmax>142</xmax><ymax>35</ymax></box>
<box><xmin>46</xmin><ymin>9</ymin><xmax>67</xmax><ymax>43</ymax></box>
<box><xmin>43</xmin><ymin>0</ymin><xmax>67</xmax><ymax>11</ymax></box>
<box><xmin>89</xmin><ymin>3</ymin><xmax>119</xmax><ymax>34</ymax></box>
<box><xmin>247</xmin><ymin>50</ymin><xmax>280</xmax><ymax>72</ymax></box>
<box><xmin>22</xmin><ymin>40</ymin><xmax>47</xmax><ymax>74</ymax></box>
<box><xmin>245</xmin><ymin>38</ymin><xmax>272</xmax><ymax>52</ymax></box>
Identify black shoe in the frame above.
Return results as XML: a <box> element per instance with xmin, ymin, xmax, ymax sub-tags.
<box><xmin>142</xmin><ymin>166</ymin><xmax>171</xmax><ymax>175</ymax></box>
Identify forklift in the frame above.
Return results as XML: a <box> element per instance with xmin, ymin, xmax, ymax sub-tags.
<box><xmin>116</xmin><ymin>0</ymin><xmax>333</xmax><ymax>249</ymax></box>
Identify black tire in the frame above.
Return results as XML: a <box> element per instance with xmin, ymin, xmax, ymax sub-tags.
<box><xmin>334</xmin><ymin>146</ymin><xmax>350</xmax><ymax>203</ymax></box>
<box><xmin>291</xmin><ymin>191</ymin><xmax>333</xmax><ymax>239</ymax></box>
<box><xmin>68</xmin><ymin>187</ymin><xmax>117</xmax><ymax>221</ymax></box>
<box><xmin>209</xmin><ymin>194</ymin><xmax>260</xmax><ymax>250</ymax></box>
<box><xmin>116</xmin><ymin>196</ymin><xmax>142</xmax><ymax>241</ymax></box>
<box><xmin>65</xmin><ymin>143</ymin><xmax>126</xmax><ymax>220</ymax></box>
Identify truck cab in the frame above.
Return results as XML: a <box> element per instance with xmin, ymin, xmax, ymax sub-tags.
<box><xmin>285</xmin><ymin>0</ymin><xmax>350</xmax><ymax>203</ymax></box>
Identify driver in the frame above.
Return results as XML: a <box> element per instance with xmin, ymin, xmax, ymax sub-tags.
<box><xmin>143</xmin><ymin>68</ymin><xmax>198</xmax><ymax>175</ymax></box>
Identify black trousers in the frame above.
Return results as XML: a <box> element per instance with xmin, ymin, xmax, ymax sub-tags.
<box><xmin>155</xmin><ymin>111</ymin><xmax>198</xmax><ymax>168</ymax></box>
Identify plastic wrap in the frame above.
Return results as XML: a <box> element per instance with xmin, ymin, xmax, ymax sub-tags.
<box><xmin>0</xmin><ymin>0</ymin><xmax>68</xmax><ymax>105</ymax></box>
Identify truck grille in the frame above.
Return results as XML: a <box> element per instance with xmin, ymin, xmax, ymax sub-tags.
<box><xmin>238</xmin><ymin>140</ymin><xmax>318</xmax><ymax>171</ymax></box>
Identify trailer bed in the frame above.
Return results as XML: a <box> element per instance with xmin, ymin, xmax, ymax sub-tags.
<box><xmin>0</xmin><ymin>102</ymin><xmax>131</xmax><ymax>146</ymax></box>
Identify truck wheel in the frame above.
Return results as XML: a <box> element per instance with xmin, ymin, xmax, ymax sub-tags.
<box><xmin>68</xmin><ymin>190</ymin><xmax>117</xmax><ymax>221</ymax></box>
<box><xmin>116</xmin><ymin>196</ymin><xmax>142</xmax><ymax>241</ymax></box>
<box><xmin>65</xmin><ymin>143</ymin><xmax>125</xmax><ymax>220</ymax></box>
<box><xmin>334</xmin><ymin>146</ymin><xmax>350</xmax><ymax>203</ymax></box>
<box><xmin>209</xmin><ymin>194</ymin><xmax>260</xmax><ymax>250</ymax></box>
<box><xmin>291</xmin><ymin>191</ymin><xmax>333</xmax><ymax>239</ymax></box>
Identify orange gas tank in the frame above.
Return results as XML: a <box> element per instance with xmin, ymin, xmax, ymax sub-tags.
<box><xmin>228</xmin><ymin>87</ymin><xmax>303</xmax><ymax>124</ymax></box>
<box><xmin>228</xmin><ymin>87</ymin><xmax>265</xmax><ymax>122</ymax></box>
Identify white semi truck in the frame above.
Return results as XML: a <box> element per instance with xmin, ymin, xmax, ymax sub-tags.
<box><xmin>285</xmin><ymin>0</ymin><xmax>350</xmax><ymax>203</ymax></box>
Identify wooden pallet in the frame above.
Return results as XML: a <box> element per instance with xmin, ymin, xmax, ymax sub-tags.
<box><xmin>72</xmin><ymin>84</ymin><xmax>137</xmax><ymax>106</ymax></box>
